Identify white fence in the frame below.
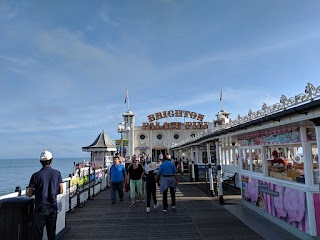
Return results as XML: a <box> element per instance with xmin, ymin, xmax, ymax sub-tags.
<box><xmin>0</xmin><ymin>166</ymin><xmax>110</xmax><ymax>239</ymax></box>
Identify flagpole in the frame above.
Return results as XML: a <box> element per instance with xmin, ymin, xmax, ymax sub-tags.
<box><xmin>125</xmin><ymin>90</ymin><xmax>130</xmax><ymax>111</ymax></box>
<box><xmin>127</xmin><ymin>94</ymin><xmax>130</xmax><ymax>111</ymax></box>
<box><xmin>220</xmin><ymin>90</ymin><xmax>223</xmax><ymax>110</ymax></box>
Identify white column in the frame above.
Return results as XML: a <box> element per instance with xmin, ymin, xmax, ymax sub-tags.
<box><xmin>130</xmin><ymin>116</ymin><xmax>135</xmax><ymax>156</ymax></box>
<box><xmin>195</xmin><ymin>146</ymin><xmax>199</xmax><ymax>164</ymax></box>
<box><xmin>207</xmin><ymin>142</ymin><xmax>214</xmax><ymax>195</ymax></box>
<box><xmin>216</xmin><ymin>140</ymin><xmax>224</xmax><ymax>202</ymax></box>
<box><xmin>191</xmin><ymin>146</ymin><xmax>195</xmax><ymax>181</ymax></box>
<box><xmin>307</xmin><ymin>124</ymin><xmax>320</xmax><ymax>236</ymax></box>
<box><xmin>301</xmin><ymin>126</ymin><xmax>312</xmax><ymax>186</ymax></box>
<box><xmin>180</xmin><ymin>158</ymin><xmax>184</xmax><ymax>174</ymax></box>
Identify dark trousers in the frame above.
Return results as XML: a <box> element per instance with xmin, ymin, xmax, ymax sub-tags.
<box><xmin>111</xmin><ymin>181</ymin><xmax>124</xmax><ymax>203</ymax></box>
<box><xmin>163</xmin><ymin>187</ymin><xmax>175</xmax><ymax>210</ymax></box>
<box><xmin>146</xmin><ymin>186</ymin><xmax>157</xmax><ymax>207</ymax></box>
<box><xmin>34</xmin><ymin>208</ymin><xmax>58</xmax><ymax>240</ymax></box>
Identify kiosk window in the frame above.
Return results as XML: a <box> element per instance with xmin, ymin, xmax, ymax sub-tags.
<box><xmin>267</xmin><ymin>146</ymin><xmax>305</xmax><ymax>184</ymax></box>
<box><xmin>312</xmin><ymin>143</ymin><xmax>319</xmax><ymax>184</ymax></box>
<box><xmin>252</xmin><ymin>149</ymin><xmax>262</xmax><ymax>173</ymax></box>
<box><xmin>241</xmin><ymin>148</ymin><xmax>250</xmax><ymax>171</ymax></box>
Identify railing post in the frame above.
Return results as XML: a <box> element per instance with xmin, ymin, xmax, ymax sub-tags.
<box><xmin>15</xmin><ymin>186</ymin><xmax>21</xmax><ymax>196</ymax></box>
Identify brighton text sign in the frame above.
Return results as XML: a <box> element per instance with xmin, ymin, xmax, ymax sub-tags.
<box><xmin>142</xmin><ymin>110</ymin><xmax>209</xmax><ymax>130</ymax></box>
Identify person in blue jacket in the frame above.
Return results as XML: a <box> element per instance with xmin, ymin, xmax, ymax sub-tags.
<box><xmin>158</xmin><ymin>153</ymin><xmax>178</xmax><ymax>212</ymax></box>
<box><xmin>110</xmin><ymin>156</ymin><xmax>126</xmax><ymax>204</ymax></box>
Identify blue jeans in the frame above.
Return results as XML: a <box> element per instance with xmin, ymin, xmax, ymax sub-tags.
<box><xmin>111</xmin><ymin>181</ymin><xmax>124</xmax><ymax>203</ymax></box>
<box><xmin>34</xmin><ymin>208</ymin><xmax>57</xmax><ymax>240</ymax></box>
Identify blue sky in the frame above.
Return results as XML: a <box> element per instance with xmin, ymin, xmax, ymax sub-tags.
<box><xmin>1</xmin><ymin>0</ymin><xmax>319</xmax><ymax>159</ymax></box>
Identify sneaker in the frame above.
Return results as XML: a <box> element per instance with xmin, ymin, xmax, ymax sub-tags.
<box><xmin>146</xmin><ymin>207</ymin><xmax>150</xmax><ymax>213</ymax></box>
<box><xmin>112</xmin><ymin>202</ymin><xmax>115</xmax><ymax>204</ymax></box>
<box><xmin>129</xmin><ymin>204</ymin><xmax>135</xmax><ymax>208</ymax></box>
<box><xmin>172</xmin><ymin>206</ymin><xmax>176</xmax><ymax>210</ymax></box>
<box><xmin>163</xmin><ymin>209</ymin><xmax>167</xmax><ymax>212</ymax></box>
<box><xmin>120</xmin><ymin>198</ymin><xmax>124</xmax><ymax>202</ymax></box>
<box><xmin>154</xmin><ymin>204</ymin><xmax>158</xmax><ymax>209</ymax></box>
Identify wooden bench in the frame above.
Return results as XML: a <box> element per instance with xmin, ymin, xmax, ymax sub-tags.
<box><xmin>222</xmin><ymin>172</ymin><xmax>237</xmax><ymax>189</ymax></box>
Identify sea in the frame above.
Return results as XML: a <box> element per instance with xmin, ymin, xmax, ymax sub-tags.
<box><xmin>0</xmin><ymin>157</ymin><xmax>88</xmax><ymax>197</ymax></box>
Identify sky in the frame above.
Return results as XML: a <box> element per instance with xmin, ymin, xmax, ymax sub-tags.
<box><xmin>0</xmin><ymin>0</ymin><xmax>320</xmax><ymax>159</ymax></box>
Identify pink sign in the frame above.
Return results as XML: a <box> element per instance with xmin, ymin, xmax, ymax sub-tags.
<box><xmin>242</xmin><ymin>175</ymin><xmax>310</xmax><ymax>235</ymax></box>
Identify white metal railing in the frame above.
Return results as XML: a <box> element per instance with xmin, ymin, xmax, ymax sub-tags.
<box><xmin>172</xmin><ymin>82</ymin><xmax>320</xmax><ymax>148</ymax></box>
<box><xmin>0</xmin><ymin>165</ymin><xmax>110</xmax><ymax>239</ymax></box>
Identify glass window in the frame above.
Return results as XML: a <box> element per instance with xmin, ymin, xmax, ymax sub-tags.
<box><xmin>221</xmin><ymin>149</ymin><xmax>226</xmax><ymax>165</ymax></box>
<box><xmin>312</xmin><ymin>143</ymin><xmax>319</xmax><ymax>184</ymax></box>
<box><xmin>235</xmin><ymin>148</ymin><xmax>239</xmax><ymax>166</ymax></box>
<box><xmin>225</xmin><ymin>149</ymin><xmax>230</xmax><ymax>165</ymax></box>
<box><xmin>157</xmin><ymin>134</ymin><xmax>162</xmax><ymax>140</ymax></box>
<box><xmin>174</xmin><ymin>134</ymin><xmax>179</xmax><ymax>140</ymax></box>
<box><xmin>241</xmin><ymin>148</ymin><xmax>250</xmax><ymax>171</ymax></box>
<box><xmin>267</xmin><ymin>145</ymin><xmax>305</xmax><ymax>183</ymax></box>
<box><xmin>252</xmin><ymin>149</ymin><xmax>262</xmax><ymax>173</ymax></box>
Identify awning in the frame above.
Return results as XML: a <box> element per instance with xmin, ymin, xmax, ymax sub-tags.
<box><xmin>152</xmin><ymin>146</ymin><xmax>167</xmax><ymax>150</ymax></box>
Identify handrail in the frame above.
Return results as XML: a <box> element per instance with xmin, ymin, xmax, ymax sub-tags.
<box><xmin>0</xmin><ymin>164</ymin><xmax>110</xmax><ymax>239</ymax></box>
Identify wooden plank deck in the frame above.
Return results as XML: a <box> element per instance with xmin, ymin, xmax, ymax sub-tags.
<box><xmin>61</xmin><ymin>175</ymin><xmax>300</xmax><ymax>240</ymax></box>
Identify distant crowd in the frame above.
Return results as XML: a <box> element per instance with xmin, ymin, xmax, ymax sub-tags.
<box><xmin>109</xmin><ymin>152</ymin><xmax>178</xmax><ymax>213</ymax></box>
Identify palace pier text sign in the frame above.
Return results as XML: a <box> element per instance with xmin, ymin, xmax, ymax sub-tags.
<box><xmin>142</xmin><ymin>110</ymin><xmax>209</xmax><ymax>130</ymax></box>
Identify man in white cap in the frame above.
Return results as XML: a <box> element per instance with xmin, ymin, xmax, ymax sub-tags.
<box><xmin>27</xmin><ymin>150</ymin><xmax>63</xmax><ymax>240</ymax></box>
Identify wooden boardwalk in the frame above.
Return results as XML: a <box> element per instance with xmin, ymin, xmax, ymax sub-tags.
<box><xmin>61</xmin><ymin>175</ymin><xmax>301</xmax><ymax>240</ymax></box>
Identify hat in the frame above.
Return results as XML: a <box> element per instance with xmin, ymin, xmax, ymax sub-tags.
<box><xmin>40</xmin><ymin>150</ymin><xmax>53</xmax><ymax>161</ymax></box>
<box><xmin>145</xmin><ymin>162</ymin><xmax>157</xmax><ymax>172</ymax></box>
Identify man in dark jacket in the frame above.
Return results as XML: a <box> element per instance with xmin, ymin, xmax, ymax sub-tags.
<box><xmin>27</xmin><ymin>150</ymin><xmax>63</xmax><ymax>240</ymax></box>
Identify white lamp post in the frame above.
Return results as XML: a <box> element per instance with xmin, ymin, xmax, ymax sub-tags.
<box><xmin>117</xmin><ymin>122</ymin><xmax>130</xmax><ymax>158</ymax></box>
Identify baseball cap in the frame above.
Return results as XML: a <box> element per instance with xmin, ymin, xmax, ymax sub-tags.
<box><xmin>40</xmin><ymin>150</ymin><xmax>53</xmax><ymax>161</ymax></box>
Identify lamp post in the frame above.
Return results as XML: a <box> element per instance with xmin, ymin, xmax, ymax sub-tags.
<box><xmin>117</xmin><ymin>122</ymin><xmax>130</xmax><ymax>158</ymax></box>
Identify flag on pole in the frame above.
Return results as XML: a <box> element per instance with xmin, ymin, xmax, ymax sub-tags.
<box><xmin>124</xmin><ymin>90</ymin><xmax>128</xmax><ymax>104</ymax></box>
<box><xmin>220</xmin><ymin>90</ymin><xmax>223</xmax><ymax>101</ymax></box>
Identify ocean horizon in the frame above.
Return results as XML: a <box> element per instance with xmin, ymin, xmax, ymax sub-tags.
<box><xmin>0</xmin><ymin>157</ymin><xmax>89</xmax><ymax>196</ymax></box>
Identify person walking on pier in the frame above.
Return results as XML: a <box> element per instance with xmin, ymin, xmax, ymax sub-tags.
<box><xmin>140</xmin><ymin>157</ymin><xmax>147</xmax><ymax>201</ymax></box>
<box><xmin>110</xmin><ymin>156</ymin><xmax>126</xmax><ymax>204</ymax></box>
<box><xmin>145</xmin><ymin>162</ymin><xmax>158</xmax><ymax>213</ymax></box>
<box><xmin>158</xmin><ymin>153</ymin><xmax>177</xmax><ymax>212</ymax></box>
<box><xmin>26</xmin><ymin>150</ymin><xmax>63</xmax><ymax>240</ymax></box>
<box><xmin>127</xmin><ymin>155</ymin><xmax>144</xmax><ymax>208</ymax></box>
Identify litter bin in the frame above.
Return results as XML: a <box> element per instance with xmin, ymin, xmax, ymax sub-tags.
<box><xmin>0</xmin><ymin>197</ymin><xmax>34</xmax><ymax>240</ymax></box>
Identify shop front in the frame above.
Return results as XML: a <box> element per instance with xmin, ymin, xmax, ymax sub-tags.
<box><xmin>233</xmin><ymin>124</ymin><xmax>319</xmax><ymax>237</ymax></box>
<box><xmin>170</xmin><ymin>83</ymin><xmax>320</xmax><ymax>238</ymax></box>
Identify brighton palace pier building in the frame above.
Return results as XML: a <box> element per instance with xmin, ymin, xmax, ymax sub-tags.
<box><xmin>119</xmin><ymin>109</ymin><xmax>216</xmax><ymax>161</ymax></box>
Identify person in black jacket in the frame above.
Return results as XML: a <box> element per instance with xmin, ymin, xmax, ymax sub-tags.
<box><xmin>145</xmin><ymin>162</ymin><xmax>158</xmax><ymax>213</ymax></box>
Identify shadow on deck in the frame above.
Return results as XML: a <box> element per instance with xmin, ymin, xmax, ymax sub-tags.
<box><xmin>61</xmin><ymin>174</ymin><xmax>301</xmax><ymax>240</ymax></box>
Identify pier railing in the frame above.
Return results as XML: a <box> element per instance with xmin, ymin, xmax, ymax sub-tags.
<box><xmin>0</xmin><ymin>164</ymin><xmax>110</xmax><ymax>239</ymax></box>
